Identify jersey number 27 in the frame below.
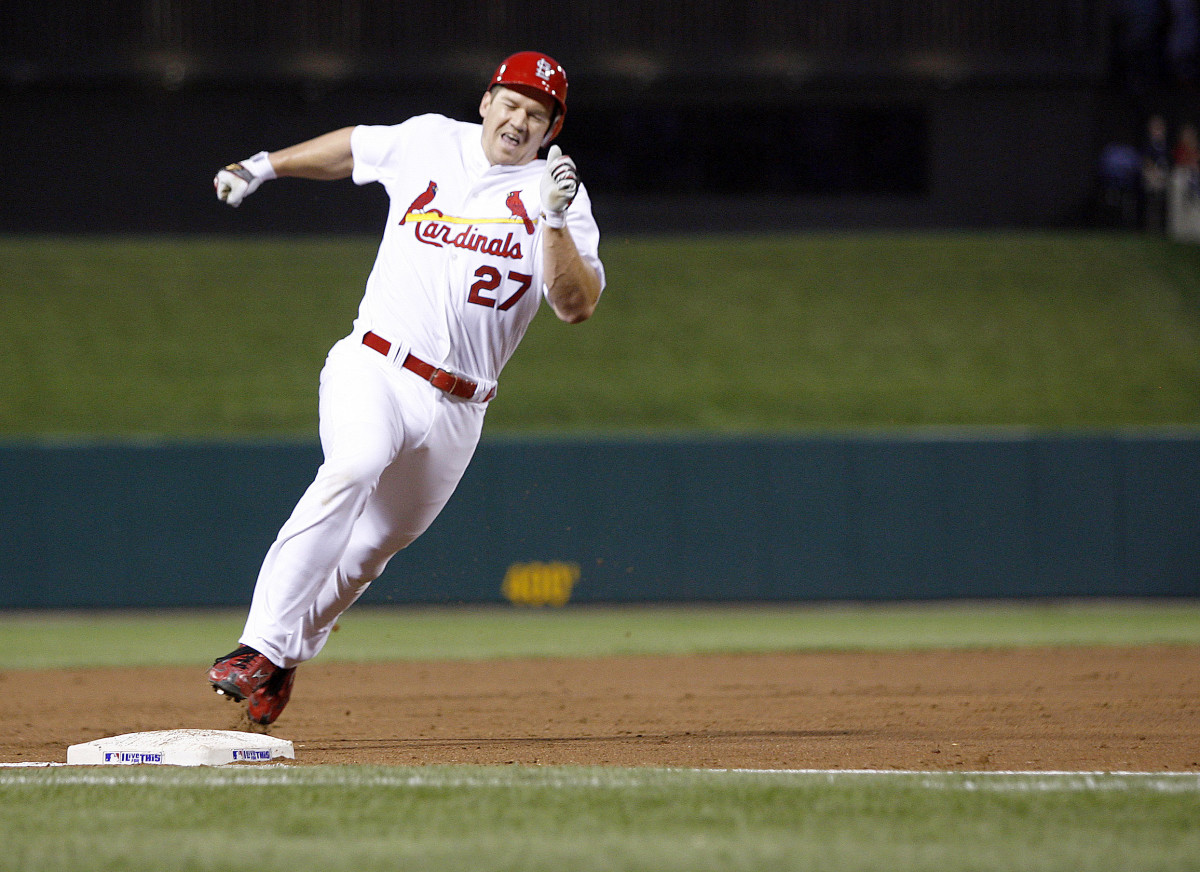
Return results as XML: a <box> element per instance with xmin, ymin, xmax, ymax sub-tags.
<box><xmin>468</xmin><ymin>266</ymin><xmax>533</xmax><ymax>312</ymax></box>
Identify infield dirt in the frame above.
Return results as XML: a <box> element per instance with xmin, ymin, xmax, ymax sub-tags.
<box><xmin>3</xmin><ymin>646</ymin><xmax>1198</xmax><ymax>769</ymax></box>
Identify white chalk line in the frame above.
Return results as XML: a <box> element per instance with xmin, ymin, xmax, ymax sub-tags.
<box><xmin>1</xmin><ymin>765</ymin><xmax>1199</xmax><ymax>793</ymax></box>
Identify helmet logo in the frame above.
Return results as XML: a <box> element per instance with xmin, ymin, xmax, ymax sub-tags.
<box><xmin>536</xmin><ymin>58</ymin><xmax>555</xmax><ymax>81</ymax></box>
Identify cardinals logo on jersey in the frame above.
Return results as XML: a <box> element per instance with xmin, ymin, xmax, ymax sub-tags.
<box><xmin>398</xmin><ymin>180</ymin><xmax>527</xmax><ymax>259</ymax></box>
<box><xmin>505</xmin><ymin>191</ymin><xmax>535</xmax><ymax>234</ymax></box>
<box><xmin>400</xmin><ymin>180</ymin><xmax>438</xmax><ymax>225</ymax></box>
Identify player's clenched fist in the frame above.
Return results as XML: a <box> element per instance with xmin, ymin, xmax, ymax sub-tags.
<box><xmin>540</xmin><ymin>144</ymin><xmax>578</xmax><ymax>227</ymax></box>
<box><xmin>213</xmin><ymin>151</ymin><xmax>276</xmax><ymax>207</ymax></box>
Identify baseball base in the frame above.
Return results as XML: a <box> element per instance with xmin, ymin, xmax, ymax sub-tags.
<box><xmin>66</xmin><ymin>729</ymin><xmax>294</xmax><ymax>766</ymax></box>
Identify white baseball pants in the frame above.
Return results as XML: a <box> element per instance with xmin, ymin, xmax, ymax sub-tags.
<box><xmin>240</xmin><ymin>336</ymin><xmax>486</xmax><ymax>668</ymax></box>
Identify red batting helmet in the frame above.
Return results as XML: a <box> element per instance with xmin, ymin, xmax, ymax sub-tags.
<box><xmin>490</xmin><ymin>51</ymin><xmax>568</xmax><ymax>144</ymax></box>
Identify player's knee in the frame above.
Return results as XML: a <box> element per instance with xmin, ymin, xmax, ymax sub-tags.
<box><xmin>341</xmin><ymin>540</ymin><xmax>409</xmax><ymax>586</ymax></box>
<box><xmin>341</xmin><ymin>557</ymin><xmax>385</xmax><ymax>587</ymax></box>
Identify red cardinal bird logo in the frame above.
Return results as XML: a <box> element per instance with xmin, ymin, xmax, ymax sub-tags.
<box><xmin>506</xmin><ymin>191</ymin><xmax>535</xmax><ymax>234</ymax></box>
<box><xmin>400</xmin><ymin>180</ymin><xmax>438</xmax><ymax>225</ymax></box>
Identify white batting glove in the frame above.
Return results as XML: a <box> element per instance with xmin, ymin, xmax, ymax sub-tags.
<box><xmin>213</xmin><ymin>151</ymin><xmax>276</xmax><ymax>207</ymax></box>
<box><xmin>540</xmin><ymin>144</ymin><xmax>578</xmax><ymax>228</ymax></box>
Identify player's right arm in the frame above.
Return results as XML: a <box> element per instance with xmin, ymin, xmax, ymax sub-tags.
<box><xmin>267</xmin><ymin>127</ymin><xmax>356</xmax><ymax>180</ymax></box>
<box><xmin>215</xmin><ymin>127</ymin><xmax>356</xmax><ymax>206</ymax></box>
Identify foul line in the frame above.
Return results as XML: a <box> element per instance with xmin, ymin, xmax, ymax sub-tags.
<box><xmin>1</xmin><ymin>765</ymin><xmax>1199</xmax><ymax>793</ymax></box>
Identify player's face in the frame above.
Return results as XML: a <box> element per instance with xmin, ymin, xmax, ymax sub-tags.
<box><xmin>479</xmin><ymin>85</ymin><xmax>556</xmax><ymax>166</ymax></box>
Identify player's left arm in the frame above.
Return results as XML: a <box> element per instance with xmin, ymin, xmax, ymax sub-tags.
<box><xmin>540</xmin><ymin>146</ymin><xmax>602</xmax><ymax>324</ymax></box>
<box><xmin>543</xmin><ymin>225</ymin><xmax>602</xmax><ymax>324</ymax></box>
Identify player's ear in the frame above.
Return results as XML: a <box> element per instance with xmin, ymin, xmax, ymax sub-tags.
<box><xmin>479</xmin><ymin>88</ymin><xmax>494</xmax><ymax>120</ymax></box>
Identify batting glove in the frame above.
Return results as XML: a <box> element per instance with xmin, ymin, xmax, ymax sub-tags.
<box><xmin>540</xmin><ymin>144</ymin><xmax>578</xmax><ymax>228</ymax></box>
<box><xmin>214</xmin><ymin>151</ymin><xmax>276</xmax><ymax>207</ymax></box>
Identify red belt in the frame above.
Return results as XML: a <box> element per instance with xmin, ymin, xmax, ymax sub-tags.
<box><xmin>362</xmin><ymin>331</ymin><xmax>491</xmax><ymax>401</ymax></box>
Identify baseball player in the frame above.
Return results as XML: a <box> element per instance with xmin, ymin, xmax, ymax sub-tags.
<box><xmin>206</xmin><ymin>51</ymin><xmax>604</xmax><ymax>725</ymax></box>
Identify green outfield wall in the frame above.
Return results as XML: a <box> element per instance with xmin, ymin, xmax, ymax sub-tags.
<box><xmin>1</xmin><ymin>433</ymin><xmax>1197</xmax><ymax>609</ymax></box>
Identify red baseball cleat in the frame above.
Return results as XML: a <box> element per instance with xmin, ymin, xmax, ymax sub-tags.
<box><xmin>247</xmin><ymin>666</ymin><xmax>297</xmax><ymax>725</ymax></box>
<box><xmin>207</xmin><ymin>645</ymin><xmax>278</xmax><ymax>702</ymax></box>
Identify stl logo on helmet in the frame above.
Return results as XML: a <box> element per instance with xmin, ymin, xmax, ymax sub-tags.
<box><xmin>535</xmin><ymin>58</ymin><xmax>555</xmax><ymax>81</ymax></box>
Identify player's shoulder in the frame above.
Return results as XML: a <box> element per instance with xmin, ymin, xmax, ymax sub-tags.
<box><xmin>354</xmin><ymin>114</ymin><xmax>477</xmax><ymax>161</ymax></box>
<box><xmin>357</xmin><ymin>113</ymin><xmax>469</xmax><ymax>139</ymax></box>
<box><xmin>407</xmin><ymin>113</ymin><xmax>468</xmax><ymax>131</ymax></box>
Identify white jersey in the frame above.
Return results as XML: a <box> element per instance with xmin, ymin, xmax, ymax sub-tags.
<box><xmin>348</xmin><ymin>115</ymin><xmax>605</xmax><ymax>391</ymax></box>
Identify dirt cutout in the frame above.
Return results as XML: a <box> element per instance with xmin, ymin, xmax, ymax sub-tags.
<box><xmin>3</xmin><ymin>647</ymin><xmax>1197</xmax><ymax>770</ymax></box>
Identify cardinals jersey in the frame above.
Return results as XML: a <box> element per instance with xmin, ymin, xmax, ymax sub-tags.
<box><xmin>348</xmin><ymin>115</ymin><xmax>605</xmax><ymax>395</ymax></box>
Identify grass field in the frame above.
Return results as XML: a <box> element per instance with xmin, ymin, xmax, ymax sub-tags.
<box><xmin>3</xmin><ymin>765</ymin><xmax>1197</xmax><ymax>872</ymax></box>
<box><xmin>2</xmin><ymin>232</ymin><xmax>1200</xmax><ymax>436</ymax></box>
<box><xmin>3</xmin><ymin>603</ymin><xmax>1200</xmax><ymax>871</ymax></box>
<box><xmin>2</xmin><ymin>599</ymin><xmax>1200</xmax><ymax>670</ymax></box>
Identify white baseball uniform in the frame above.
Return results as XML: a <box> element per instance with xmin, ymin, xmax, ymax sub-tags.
<box><xmin>239</xmin><ymin>114</ymin><xmax>605</xmax><ymax>668</ymax></box>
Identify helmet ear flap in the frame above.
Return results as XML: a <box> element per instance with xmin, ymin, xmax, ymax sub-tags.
<box><xmin>541</xmin><ymin>113</ymin><xmax>565</xmax><ymax>147</ymax></box>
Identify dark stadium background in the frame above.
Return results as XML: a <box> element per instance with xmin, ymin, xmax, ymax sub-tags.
<box><xmin>3</xmin><ymin>0</ymin><xmax>1197</xmax><ymax>234</ymax></box>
